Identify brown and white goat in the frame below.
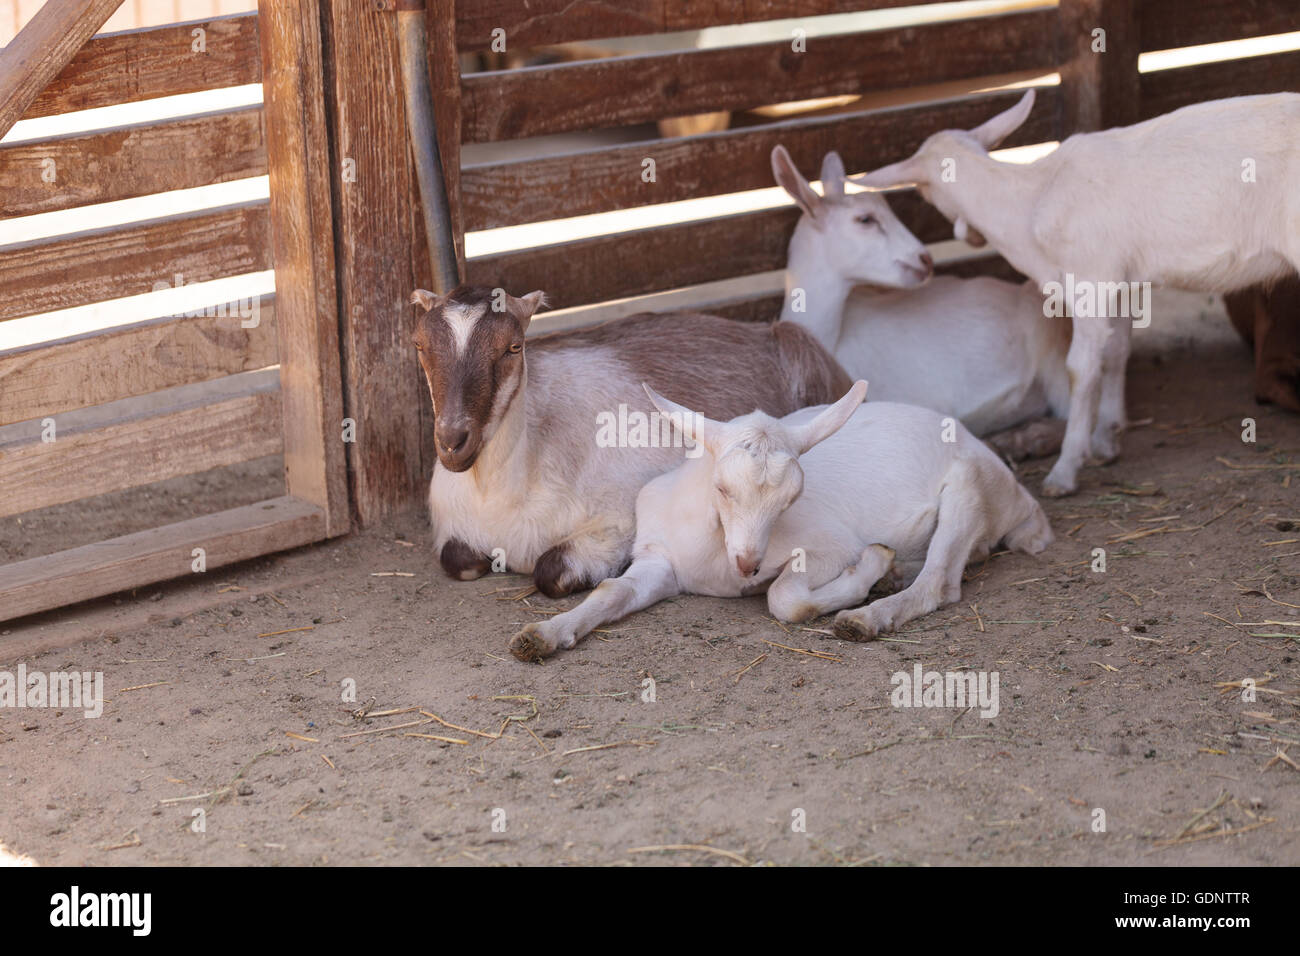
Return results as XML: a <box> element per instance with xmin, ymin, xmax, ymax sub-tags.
<box><xmin>410</xmin><ymin>285</ymin><xmax>852</xmax><ymax>597</ymax></box>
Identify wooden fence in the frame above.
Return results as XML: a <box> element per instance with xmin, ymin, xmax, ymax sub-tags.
<box><xmin>0</xmin><ymin>0</ymin><xmax>1296</xmax><ymax>623</ymax></box>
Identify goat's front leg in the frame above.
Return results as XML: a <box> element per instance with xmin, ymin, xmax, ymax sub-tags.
<box><xmin>767</xmin><ymin>545</ymin><xmax>896</xmax><ymax>623</ymax></box>
<box><xmin>533</xmin><ymin>522</ymin><xmax>633</xmax><ymax>598</ymax></box>
<box><xmin>1091</xmin><ymin>315</ymin><xmax>1131</xmax><ymax>461</ymax></box>
<box><xmin>510</xmin><ymin>553</ymin><xmax>679</xmax><ymax>662</ymax></box>
<box><xmin>1043</xmin><ymin>310</ymin><xmax>1110</xmax><ymax>497</ymax></box>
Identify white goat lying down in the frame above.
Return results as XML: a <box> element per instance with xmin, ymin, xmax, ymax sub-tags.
<box><xmin>772</xmin><ymin>145</ymin><xmax>1071</xmax><ymax>458</ymax></box>
<box><xmin>509</xmin><ymin>381</ymin><xmax>1052</xmax><ymax>661</ymax></box>
<box><xmin>854</xmin><ymin>90</ymin><xmax>1300</xmax><ymax>496</ymax></box>
<box><xmin>410</xmin><ymin>285</ymin><xmax>850</xmax><ymax>598</ymax></box>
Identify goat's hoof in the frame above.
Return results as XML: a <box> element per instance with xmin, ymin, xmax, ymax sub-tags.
<box><xmin>509</xmin><ymin>627</ymin><xmax>554</xmax><ymax>663</ymax></box>
<box><xmin>832</xmin><ymin>613</ymin><xmax>878</xmax><ymax>643</ymax></box>
<box><xmin>1041</xmin><ymin>475</ymin><xmax>1077</xmax><ymax>498</ymax></box>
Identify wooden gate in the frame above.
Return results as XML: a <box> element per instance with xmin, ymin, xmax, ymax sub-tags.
<box><xmin>0</xmin><ymin>0</ymin><xmax>348</xmax><ymax>621</ymax></box>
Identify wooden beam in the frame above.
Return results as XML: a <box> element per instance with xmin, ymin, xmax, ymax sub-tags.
<box><xmin>1140</xmin><ymin>49</ymin><xmax>1300</xmax><ymax>120</ymax></box>
<box><xmin>22</xmin><ymin>13</ymin><xmax>262</xmax><ymax>120</ymax></box>
<box><xmin>0</xmin><ymin>0</ymin><xmax>124</xmax><ymax>139</ymax></box>
<box><xmin>0</xmin><ymin>495</ymin><xmax>324</xmax><ymax>623</ymax></box>
<box><xmin>454</xmin><ymin>0</ymin><xmax>953</xmax><ymax>52</ymax></box>
<box><xmin>1057</xmin><ymin>0</ymin><xmax>1138</xmax><ymax>134</ymax></box>
<box><xmin>460</xmin><ymin>86</ymin><xmax>1060</xmax><ymax>231</ymax></box>
<box><xmin>466</xmin><ymin>192</ymin><xmax>957</xmax><ymax>310</ymax></box>
<box><xmin>1139</xmin><ymin>0</ymin><xmax>1299</xmax><ymax>52</ymax></box>
<box><xmin>0</xmin><ymin>106</ymin><xmax>266</xmax><ymax>218</ymax></box>
<box><xmin>257</xmin><ymin>0</ymin><xmax>351</xmax><ymax>536</ymax></box>
<box><xmin>0</xmin><ymin>379</ymin><xmax>283</xmax><ymax>517</ymax></box>
<box><xmin>461</xmin><ymin>8</ymin><xmax>1058</xmax><ymax>143</ymax></box>
<box><xmin>0</xmin><ymin>201</ymin><xmax>272</xmax><ymax>322</ymax></box>
<box><xmin>320</xmin><ymin>0</ymin><xmax>433</xmax><ymax>524</ymax></box>
<box><xmin>0</xmin><ymin>300</ymin><xmax>278</xmax><ymax>426</ymax></box>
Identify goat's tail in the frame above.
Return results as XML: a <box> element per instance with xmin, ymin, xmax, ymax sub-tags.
<box><xmin>772</xmin><ymin>320</ymin><xmax>855</xmax><ymax>409</ymax></box>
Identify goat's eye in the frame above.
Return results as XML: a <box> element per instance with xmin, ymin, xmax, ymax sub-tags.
<box><xmin>414</xmin><ymin>343</ymin><xmax>424</xmax><ymax>352</ymax></box>
<box><xmin>508</xmin><ymin>343</ymin><xmax>523</xmax><ymax>354</ymax></box>
<box><xmin>856</xmin><ymin>214</ymin><xmax>877</xmax><ymax>227</ymax></box>
<box><xmin>715</xmin><ymin>486</ymin><xmax>730</xmax><ymax>499</ymax></box>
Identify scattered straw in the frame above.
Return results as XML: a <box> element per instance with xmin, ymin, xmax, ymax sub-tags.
<box><xmin>627</xmin><ymin>844</ymin><xmax>750</xmax><ymax>866</ymax></box>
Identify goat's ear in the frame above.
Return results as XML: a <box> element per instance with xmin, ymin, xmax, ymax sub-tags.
<box><xmin>410</xmin><ymin>288</ymin><xmax>442</xmax><ymax>311</ymax></box>
<box><xmin>849</xmin><ymin>156</ymin><xmax>926</xmax><ymax>190</ymax></box>
<box><xmin>969</xmin><ymin>88</ymin><xmax>1035</xmax><ymax>150</ymax></box>
<box><xmin>643</xmin><ymin>383</ymin><xmax>714</xmax><ymax>452</ymax></box>
<box><xmin>819</xmin><ymin>151</ymin><xmax>846</xmax><ymax>200</ymax></box>
<box><xmin>505</xmin><ymin>290</ymin><xmax>548</xmax><ymax>325</ymax></box>
<box><xmin>791</xmin><ymin>380</ymin><xmax>867</xmax><ymax>455</ymax></box>
<box><xmin>771</xmin><ymin>145</ymin><xmax>824</xmax><ymax>223</ymax></box>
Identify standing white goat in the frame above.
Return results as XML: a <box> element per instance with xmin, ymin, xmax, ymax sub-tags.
<box><xmin>855</xmin><ymin>89</ymin><xmax>1300</xmax><ymax>495</ymax></box>
<box><xmin>509</xmin><ymin>380</ymin><xmax>1052</xmax><ymax>661</ymax></box>
<box><xmin>773</xmin><ymin>145</ymin><xmax>1071</xmax><ymax>454</ymax></box>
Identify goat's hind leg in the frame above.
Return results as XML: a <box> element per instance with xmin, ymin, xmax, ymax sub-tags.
<box><xmin>833</xmin><ymin>462</ymin><xmax>984</xmax><ymax>641</ymax></box>
<box><xmin>767</xmin><ymin>544</ymin><xmax>896</xmax><ymax>623</ymax></box>
<box><xmin>510</xmin><ymin>554</ymin><xmax>678</xmax><ymax>662</ymax></box>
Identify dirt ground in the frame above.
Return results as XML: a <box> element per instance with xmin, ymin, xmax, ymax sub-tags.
<box><xmin>2</xmin><ymin>294</ymin><xmax>1298</xmax><ymax>867</ymax></box>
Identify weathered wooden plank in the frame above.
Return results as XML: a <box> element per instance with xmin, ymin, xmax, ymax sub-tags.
<box><xmin>319</xmin><ymin>0</ymin><xmax>432</xmax><ymax>525</ymax></box>
<box><xmin>1139</xmin><ymin>0</ymin><xmax>1299</xmax><ymax>52</ymax></box>
<box><xmin>466</xmin><ymin>187</ymin><xmax>995</xmax><ymax>310</ymax></box>
<box><xmin>1057</xmin><ymin>0</ymin><xmax>1137</xmax><ymax>134</ymax></box>
<box><xmin>0</xmin><ymin>495</ymin><xmax>324</xmax><ymax>623</ymax></box>
<box><xmin>22</xmin><ymin>13</ymin><xmax>261</xmax><ymax>120</ymax></box>
<box><xmin>0</xmin><ymin>200</ymin><xmax>271</xmax><ymax>323</ymax></box>
<box><xmin>1</xmin><ymin>106</ymin><xmax>267</xmax><ymax>218</ymax></box>
<box><xmin>0</xmin><ymin>300</ymin><xmax>277</xmax><ymax>426</ymax></box>
<box><xmin>258</xmin><ymin>0</ymin><xmax>351</xmax><ymax>537</ymax></box>
<box><xmin>460</xmin><ymin>86</ymin><xmax>1060</xmax><ymax>231</ymax></box>
<box><xmin>0</xmin><ymin>381</ymin><xmax>283</xmax><ymax>517</ymax></box>
<box><xmin>455</xmin><ymin>0</ymin><xmax>952</xmax><ymax>52</ymax></box>
<box><xmin>0</xmin><ymin>0</ymin><xmax>124</xmax><ymax>138</ymax></box>
<box><xmin>462</xmin><ymin>8</ymin><xmax>1058</xmax><ymax>143</ymax></box>
<box><xmin>1139</xmin><ymin>49</ymin><xmax>1300</xmax><ymax>120</ymax></box>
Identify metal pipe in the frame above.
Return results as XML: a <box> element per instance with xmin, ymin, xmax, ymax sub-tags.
<box><xmin>396</xmin><ymin>5</ymin><xmax>461</xmax><ymax>294</ymax></box>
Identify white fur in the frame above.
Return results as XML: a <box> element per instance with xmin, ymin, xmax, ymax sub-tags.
<box><xmin>443</xmin><ymin>301</ymin><xmax>484</xmax><ymax>356</ymax></box>
<box><xmin>510</xmin><ymin>382</ymin><xmax>1052</xmax><ymax>658</ymax></box>
<box><xmin>854</xmin><ymin>90</ymin><xmax>1300</xmax><ymax>495</ymax></box>
<box><xmin>774</xmin><ymin>146</ymin><xmax>1071</xmax><ymax>436</ymax></box>
<box><xmin>429</xmin><ymin>348</ymin><xmax>692</xmax><ymax>583</ymax></box>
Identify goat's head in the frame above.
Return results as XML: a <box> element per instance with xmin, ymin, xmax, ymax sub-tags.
<box><xmin>644</xmin><ymin>379</ymin><xmax>868</xmax><ymax>578</ymax></box>
<box><xmin>410</xmin><ymin>284</ymin><xmax>547</xmax><ymax>472</ymax></box>
<box><xmin>773</xmin><ymin>145</ymin><xmax>933</xmax><ymax>288</ymax></box>
<box><xmin>849</xmin><ymin>89</ymin><xmax>1037</xmax><ymax>248</ymax></box>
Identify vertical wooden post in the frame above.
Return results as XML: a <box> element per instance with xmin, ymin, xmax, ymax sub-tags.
<box><xmin>1057</xmin><ymin>0</ymin><xmax>1139</xmax><ymax>136</ymax></box>
<box><xmin>321</xmin><ymin>0</ymin><xmax>435</xmax><ymax>525</ymax></box>
<box><xmin>258</xmin><ymin>0</ymin><xmax>350</xmax><ymax>536</ymax></box>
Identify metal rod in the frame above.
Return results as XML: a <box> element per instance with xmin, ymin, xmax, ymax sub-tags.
<box><xmin>396</xmin><ymin>7</ymin><xmax>461</xmax><ymax>294</ymax></box>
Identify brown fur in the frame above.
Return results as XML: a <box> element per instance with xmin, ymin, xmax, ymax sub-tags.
<box><xmin>533</xmin><ymin>542</ymin><xmax>586</xmax><ymax>598</ymax></box>
<box><xmin>526</xmin><ymin>311</ymin><xmax>853</xmax><ymax>419</ymax></box>
<box><xmin>440</xmin><ymin>538</ymin><xmax>491</xmax><ymax>580</ymax></box>
<box><xmin>1225</xmin><ymin>278</ymin><xmax>1300</xmax><ymax>413</ymax></box>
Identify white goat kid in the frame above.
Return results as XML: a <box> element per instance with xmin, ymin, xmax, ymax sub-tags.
<box><xmin>509</xmin><ymin>381</ymin><xmax>1052</xmax><ymax>661</ymax></box>
<box><xmin>773</xmin><ymin>145</ymin><xmax>1071</xmax><ymax>453</ymax></box>
<box><xmin>854</xmin><ymin>90</ymin><xmax>1300</xmax><ymax>496</ymax></box>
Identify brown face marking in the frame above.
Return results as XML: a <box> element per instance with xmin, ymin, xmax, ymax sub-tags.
<box><xmin>411</xmin><ymin>285</ymin><xmax>528</xmax><ymax>472</ymax></box>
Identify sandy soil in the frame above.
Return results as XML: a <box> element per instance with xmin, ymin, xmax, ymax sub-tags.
<box><xmin>1</xmin><ymin>300</ymin><xmax>1298</xmax><ymax>867</ymax></box>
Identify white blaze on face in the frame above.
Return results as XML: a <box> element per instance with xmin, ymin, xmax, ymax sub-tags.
<box><xmin>443</xmin><ymin>301</ymin><xmax>487</xmax><ymax>356</ymax></box>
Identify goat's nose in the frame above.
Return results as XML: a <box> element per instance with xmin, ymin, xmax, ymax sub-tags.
<box><xmin>736</xmin><ymin>554</ymin><xmax>760</xmax><ymax>577</ymax></box>
<box><xmin>918</xmin><ymin>251</ymin><xmax>934</xmax><ymax>273</ymax></box>
<box><xmin>439</xmin><ymin>427</ymin><xmax>470</xmax><ymax>454</ymax></box>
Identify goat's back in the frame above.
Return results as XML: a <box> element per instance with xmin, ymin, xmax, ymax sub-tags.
<box><xmin>528</xmin><ymin>311</ymin><xmax>851</xmax><ymax>419</ymax></box>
